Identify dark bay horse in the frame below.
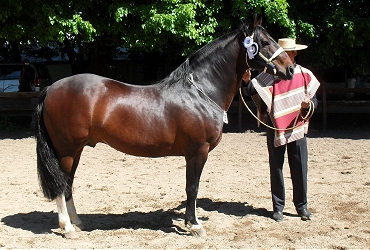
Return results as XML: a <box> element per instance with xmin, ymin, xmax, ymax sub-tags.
<box><xmin>34</xmin><ymin>17</ymin><xmax>294</xmax><ymax>238</ymax></box>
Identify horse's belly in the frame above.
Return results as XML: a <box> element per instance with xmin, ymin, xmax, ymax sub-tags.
<box><xmin>94</xmin><ymin>128</ymin><xmax>182</xmax><ymax>157</ymax></box>
<box><xmin>104</xmin><ymin>140</ymin><xmax>182</xmax><ymax>158</ymax></box>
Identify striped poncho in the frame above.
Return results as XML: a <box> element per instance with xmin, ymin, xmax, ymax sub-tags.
<box><xmin>251</xmin><ymin>65</ymin><xmax>320</xmax><ymax>147</ymax></box>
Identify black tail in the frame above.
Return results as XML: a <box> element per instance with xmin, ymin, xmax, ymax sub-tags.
<box><xmin>34</xmin><ymin>88</ymin><xmax>69</xmax><ymax>200</ymax></box>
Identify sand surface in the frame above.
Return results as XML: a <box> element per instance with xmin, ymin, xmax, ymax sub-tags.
<box><xmin>0</xmin><ymin>113</ymin><xmax>369</xmax><ymax>248</ymax></box>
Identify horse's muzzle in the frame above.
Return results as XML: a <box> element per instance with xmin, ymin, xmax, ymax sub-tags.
<box><xmin>277</xmin><ymin>65</ymin><xmax>294</xmax><ymax>80</ymax></box>
<box><xmin>287</xmin><ymin>65</ymin><xmax>294</xmax><ymax>79</ymax></box>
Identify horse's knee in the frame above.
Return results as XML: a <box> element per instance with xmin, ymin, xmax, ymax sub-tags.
<box><xmin>185</xmin><ymin>184</ymin><xmax>199</xmax><ymax>197</ymax></box>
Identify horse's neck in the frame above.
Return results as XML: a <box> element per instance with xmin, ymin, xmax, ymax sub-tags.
<box><xmin>190</xmin><ymin>39</ymin><xmax>245</xmax><ymax>111</ymax></box>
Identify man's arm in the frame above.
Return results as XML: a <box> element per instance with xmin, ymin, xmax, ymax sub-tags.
<box><xmin>241</xmin><ymin>69</ymin><xmax>257</xmax><ymax>96</ymax></box>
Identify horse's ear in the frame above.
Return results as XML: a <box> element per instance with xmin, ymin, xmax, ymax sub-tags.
<box><xmin>248</xmin><ymin>14</ymin><xmax>262</xmax><ymax>33</ymax></box>
<box><xmin>253</xmin><ymin>14</ymin><xmax>262</xmax><ymax>27</ymax></box>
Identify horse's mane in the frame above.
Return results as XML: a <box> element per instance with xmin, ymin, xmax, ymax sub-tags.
<box><xmin>156</xmin><ymin>60</ymin><xmax>189</xmax><ymax>88</ymax></box>
<box><xmin>189</xmin><ymin>27</ymin><xmax>244</xmax><ymax>63</ymax></box>
<box><xmin>156</xmin><ymin>23</ymin><xmax>252</xmax><ymax>88</ymax></box>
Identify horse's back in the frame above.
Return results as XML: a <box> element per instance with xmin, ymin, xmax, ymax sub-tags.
<box><xmin>49</xmin><ymin>73</ymin><xmax>118</xmax><ymax>93</ymax></box>
<box><xmin>42</xmin><ymin>74</ymin><xmax>178</xmax><ymax>154</ymax></box>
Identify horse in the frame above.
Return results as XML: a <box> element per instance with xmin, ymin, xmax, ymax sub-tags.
<box><xmin>34</xmin><ymin>17</ymin><xmax>294</xmax><ymax>238</ymax></box>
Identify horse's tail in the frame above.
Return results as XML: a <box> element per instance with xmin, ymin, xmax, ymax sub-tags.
<box><xmin>34</xmin><ymin>88</ymin><xmax>69</xmax><ymax>200</ymax></box>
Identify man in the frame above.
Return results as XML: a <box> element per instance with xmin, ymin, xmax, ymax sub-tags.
<box><xmin>243</xmin><ymin>38</ymin><xmax>320</xmax><ymax>222</ymax></box>
<box><xmin>19</xmin><ymin>59</ymin><xmax>35</xmax><ymax>92</ymax></box>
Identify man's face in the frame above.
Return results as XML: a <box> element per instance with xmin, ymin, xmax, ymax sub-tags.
<box><xmin>286</xmin><ymin>50</ymin><xmax>297</xmax><ymax>64</ymax></box>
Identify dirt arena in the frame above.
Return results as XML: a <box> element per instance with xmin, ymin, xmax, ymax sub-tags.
<box><xmin>0</xmin><ymin>113</ymin><xmax>369</xmax><ymax>248</ymax></box>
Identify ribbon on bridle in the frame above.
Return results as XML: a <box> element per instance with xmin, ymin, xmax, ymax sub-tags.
<box><xmin>243</xmin><ymin>36</ymin><xmax>259</xmax><ymax>59</ymax></box>
<box><xmin>243</xmin><ymin>33</ymin><xmax>285</xmax><ymax>74</ymax></box>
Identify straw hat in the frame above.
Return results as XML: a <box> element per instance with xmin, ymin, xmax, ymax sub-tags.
<box><xmin>278</xmin><ymin>38</ymin><xmax>307</xmax><ymax>51</ymax></box>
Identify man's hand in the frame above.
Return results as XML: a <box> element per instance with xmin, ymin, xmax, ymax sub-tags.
<box><xmin>242</xmin><ymin>69</ymin><xmax>251</xmax><ymax>83</ymax></box>
<box><xmin>301</xmin><ymin>98</ymin><xmax>311</xmax><ymax>109</ymax></box>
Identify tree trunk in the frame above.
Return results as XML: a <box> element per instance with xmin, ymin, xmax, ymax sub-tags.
<box><xmin>10</xmin><ymin>41</ymin><xmax>22</xmax><ymax>62</ymax></box>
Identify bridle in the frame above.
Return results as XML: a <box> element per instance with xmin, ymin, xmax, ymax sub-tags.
<box><xmin>241</xmin><ymin>29</ymin><xmax>314</xmax><ymax>131</ymax></box>
<box><xmin>257</xmin><ymin>47</ymin><xmax>285</xmax><ymax>74</ymax></box>
<box><xmin>243</xmin><ymin>31</ymin><xmax>285</xmax><ymax>74</ymax></box>
<box><xmin>185</xmin><ymin>28</ymin><xmax>293</xmax><ymax>127</ymax></box>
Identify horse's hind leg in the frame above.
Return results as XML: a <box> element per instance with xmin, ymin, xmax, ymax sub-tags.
<box><xmin>56</xmin><ymin>150</ymin><xmax>83</xmax><ymax>238</ymax></box>
<box><xmin>65</xmin><ymin>151</ymin><xmax>83</xmax><ymax>231</ymax></box>
<box><xmin>56</xmin><ymin>193</ymin><xmax>78</xmax><ymax>239</ymax></box>
<box><xmin>67</xmin><ymin>194</ymin><xmax>83</xmax><ymax>231</ymax></box>
<box><xmin>185</xmin><ymin>146</ymin><xmax>209</xmax><ymax>237</ymax></box>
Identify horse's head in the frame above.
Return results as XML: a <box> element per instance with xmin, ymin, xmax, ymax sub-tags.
<box><xmin>242</xmin><ymin>16</ymin><xmax>294</xmax><ymax>80</ymax></box>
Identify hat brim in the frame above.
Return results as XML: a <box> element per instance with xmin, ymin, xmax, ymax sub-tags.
<box><xmin>283</xmin><ymin>44</ymin><xmax>308</xmax><ymax>51</ymax></box>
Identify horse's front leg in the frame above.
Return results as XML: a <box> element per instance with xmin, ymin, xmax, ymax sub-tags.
<box><xmin>185</xmin><ymin>147</ymin><xmax>209</xmax><ymax>237</ymax></box>
<box><xmin>56</xmin><ymin>193</ymin><xmax>78</xmax><ymax>239</ymax></box>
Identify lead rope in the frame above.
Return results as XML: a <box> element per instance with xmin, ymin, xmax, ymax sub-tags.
<box><xmin>188</xmin><ymin>73</ymin><xmax>229</xmax><ymax>124</ymax></box>
<box><xmin>238</xmin><ymin>86</ymin><xmax>314</xmax><ymax>131</ymax></box>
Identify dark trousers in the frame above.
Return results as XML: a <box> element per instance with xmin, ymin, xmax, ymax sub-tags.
<box><xmin>266</xmin><ymin>127</ymin><xmax>308</xmax><ymax>212</ymax></box>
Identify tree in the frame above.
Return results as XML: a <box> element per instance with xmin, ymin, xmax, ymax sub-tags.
<box><xmin>1</xmin><ymin>0</ymin><xmax>296</xmax><ymax>73</ymax></box>
<box><xmin>287</xmin><ymin>0</ymin><xmax>370</xmax><ymax>75</ymax></box>
<box><xmin>4</xmin><ymin>0</ymin><xmax>369</xmax><ymax>78</ymax></box>
<box><xmin>0</xmin><ymin>0</ymin><xmax>96</xmax><ymax>62</ymax></box>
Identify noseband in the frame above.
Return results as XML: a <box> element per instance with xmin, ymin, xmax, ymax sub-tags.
<box><xmin>243</xmin><ymin>33</ymin><xmax>285</xmax><ymax>74</ymax></box>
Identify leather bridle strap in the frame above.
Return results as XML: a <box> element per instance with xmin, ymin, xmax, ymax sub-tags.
<box><xmin>258</xmin><ymin>47</ymin><xmax>285</xmax><ymax>74</ymax></box>
<box><xmin>243</xmin><ymin>32</ymin><xmax>285</xmax><ymax>75</ymax></box>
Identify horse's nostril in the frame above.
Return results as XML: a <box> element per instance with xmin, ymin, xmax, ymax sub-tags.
<box><xmin>287</xmin><ymin>65</ymin><xmax>294</xmax><ymax>78</ymax></box>
<box><xmin>289</xmin><ymin>65</ymin><xmax>294</xmax><ymax>75</ymax></box>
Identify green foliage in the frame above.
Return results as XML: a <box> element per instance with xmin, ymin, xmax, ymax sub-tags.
<box><xmin>286</xmin><ymin>0</ymin><xmax>370</xmax><ymax>74</ymax></box>
<box><xmin>1</xmin><ymin>0</ymin><xmax>369</xmax><ymax>74</ymax></box>
<box><xmin>0</xmin><ymin>0</ymin><xmax>294</xmax><ymax>53</ymax></box>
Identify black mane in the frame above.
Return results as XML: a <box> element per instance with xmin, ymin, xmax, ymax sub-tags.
<box><xmin>157</xmin><ymin>23</ymin><xmax>252</xmax><ymax>88</ymax></box>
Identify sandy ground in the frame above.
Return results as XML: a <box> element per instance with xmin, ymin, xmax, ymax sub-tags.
<box><xmin>0</xmin><ymin>113</ymin><xmax>370</xmax><ymax>249</ymax></box>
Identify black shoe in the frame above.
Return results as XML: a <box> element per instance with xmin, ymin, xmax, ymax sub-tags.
<box><xmin>297</xmin><ymin>208</ymin><xmax>312</xmax><ymax>221</ymax></box>
<box><xmin>272</xmin><ymin>211</ymin><xmax>284</xmax><ymax>222</ymax></box>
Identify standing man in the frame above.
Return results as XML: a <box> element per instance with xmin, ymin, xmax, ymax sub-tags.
<box><xmin>242</xmin><ymin>38</ymin><xmax>320</xmax><ymax>222</ymax></box>
<box><xmin>19</xmin><ymin>59</ymin><xmax>35</xmax><ymax>92</ymax></box>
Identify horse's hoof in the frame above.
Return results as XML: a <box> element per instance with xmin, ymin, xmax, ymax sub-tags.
<box><xmin>73</xmin><ymin>223</ymin><xmax>84</xmax><ymax>232</ymax></box>
<box><xmin>189</xmin><ymin>225</ymin><xmax>207</xmax><ymax>237</ymax></box>
<box><xmin>64</xmin><ymin>231</ymin><xmax>79</xmax><ymax>239</ymax></box>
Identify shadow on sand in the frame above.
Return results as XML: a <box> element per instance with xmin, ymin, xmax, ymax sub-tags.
<box><xmin>1</xmin><ymin>198</ymin><xmax>271</xmax><ymax>235</ymax></box>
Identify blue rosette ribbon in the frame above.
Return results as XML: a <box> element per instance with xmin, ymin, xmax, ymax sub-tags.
<box><xmin>243</xmin><ymin>36</ymin><xmax>259</xmax><ymax>59</ymax></box>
